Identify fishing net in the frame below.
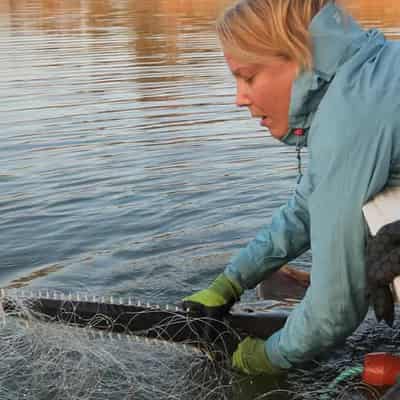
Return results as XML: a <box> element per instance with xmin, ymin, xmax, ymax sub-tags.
<box><xmin>0</xmin><ymin>311</ymin><xmax>233</xmax><ymax>400</ymax></box>
<box><xmin>0</xmin><ymin>290</ymin><xmax>251</xmax><ymax>400</ymax></box>
<box><xmin>0</xmin><ymin>290</ymin><xmax>398</xmax><ymax>400</ymax></box>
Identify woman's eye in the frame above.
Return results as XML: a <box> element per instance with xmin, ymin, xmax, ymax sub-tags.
<box><xmin>244</xmin><ymin>76</ymin><xmax>254</xmax><ymax>84</ymax></box>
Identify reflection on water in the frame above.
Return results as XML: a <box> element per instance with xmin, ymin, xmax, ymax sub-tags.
<box><xmin>5</xmin><ymin>264</ymin><xmax>64</xmax><ymax>289</ymax></box>
<box><xmin>2</xmin><ymin>0</ymin><xmax>400</xmax><ymax>46</ymax></box>
<box><xmin>343</xmin><ymin>0</ymin><xmax>400</xmax><ymax>37</ymax></box>
<box><xmin>1</xmin><ymin>0</ymin><xmax>234</xmax><ymax>65</ymax></box>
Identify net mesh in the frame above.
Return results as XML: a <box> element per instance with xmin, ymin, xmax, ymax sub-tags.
<box><xmin>0</xmin><ymin>291</ymin><xmax>398</xmax><ymax>400</ymax></box>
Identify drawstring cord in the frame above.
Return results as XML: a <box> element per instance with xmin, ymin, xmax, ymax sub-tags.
<box><xmin>294</xmin><ymin>128</ymin><xmax>304</xmax><ymax>184</ymax></box>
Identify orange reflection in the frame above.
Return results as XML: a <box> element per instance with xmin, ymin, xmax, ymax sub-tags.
<box><xmin>342</xmin><ymin>0</ymin><xmax>400</xmax><ymax>35</ymax></box>
<box><xmin>2</xmin><ymin>0</ymin><xmax>400</xmax><ymax>34</ymax></box>
<box><xmin>1</xmin><ymin>0</ymin><xmax>400</xmax><ymax>63</ymax></box>
<box><xmin>126</xmin><ymin>0</ymin><xmax>232</xmax><ymax>64</ymax></box>
<box><xmin>2</xmin><ymin>0</ymin><xmax>234</xmax><ymax>63</ymax></box>
<box><xmin>3</xmin><ymin>0</ymin><xmax>232</xmax><ymax>30</ymax></box>
<box><xmin>128</xmin><ymin>0</ymin><xmax>232</xmax><ymax>18</ymax></box>
<box><xmin>0</xmin><ymin>1</ymin><xmax>10</xmax><ymax>15</ymax></box>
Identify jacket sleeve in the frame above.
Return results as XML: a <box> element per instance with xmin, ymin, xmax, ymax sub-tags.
<box><xmin>224</xmin><ymin>171</ymin><xmax>312</xmax><ymax>290</ymax></box>
<box><xmin>265</xmin><ymin>117</ymin><xmax>396</xmax><ymax>369</ymax></box>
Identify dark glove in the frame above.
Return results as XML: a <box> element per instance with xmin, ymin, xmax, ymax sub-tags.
<box><xmin>232</xmin><ymin>336</ymin><xmax>285</xmax><ymax>376</ymax></box>
<box><xmin>366</xmin><ymin>220</ymin><xmax>400</xmax><ymax>326</ymax></box>
<box><xmin>182</xmin><ymin>273</ymin><xmax>243</xmax><ymax>320</ymax></box>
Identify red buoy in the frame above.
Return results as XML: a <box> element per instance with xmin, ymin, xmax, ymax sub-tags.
<box><xmin>363</xmin><ymin>353</ymin><xmax>400</xmax><ymax>386</ymax></box>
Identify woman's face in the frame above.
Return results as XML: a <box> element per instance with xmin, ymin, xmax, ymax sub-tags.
<box><xmin>225</xmin><ymin>53</ymin><xmax>298</xmax><ymax>139</ymax></box>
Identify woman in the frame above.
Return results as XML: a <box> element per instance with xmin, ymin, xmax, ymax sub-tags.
<box><xmin>183</xmin><ymin>0</ymin><xmax>400</xmax><ymax>375</ymax></box>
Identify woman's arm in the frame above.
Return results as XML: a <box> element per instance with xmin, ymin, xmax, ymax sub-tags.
<box><xmin>265</xmin><ymin>113</ymin><xmax>396</xmax><ymax>369</ymax></box>
<box><xmin>224</xmin><ymin>170</ymin><xmax>312</xmax><ymax>290</ymax></box>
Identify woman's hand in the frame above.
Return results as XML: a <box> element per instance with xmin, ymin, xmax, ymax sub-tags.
<box><xmin>181</xmin><ymin>273</ymin><xmax>242</xmax><ymax>320</ymax></box>
<box><xmin>232</xmin><ymin>337</ymin><xmax>285</xmax><ymax>376</ymax></box>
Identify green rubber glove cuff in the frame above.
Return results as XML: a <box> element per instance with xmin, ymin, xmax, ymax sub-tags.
<box><xmin>232</xmin><ymin>337</ymin><xmax>285</xmax><ymax>376</ymax></box>
<box><xmin>183</xmin><ymin>273</ymin><xmax>243</xmax><ymax>307</ymax></box>
<box><xmin>209</xmin><ymin>273</ymin><xmax>243</xmax><ymax>302</ymax></box>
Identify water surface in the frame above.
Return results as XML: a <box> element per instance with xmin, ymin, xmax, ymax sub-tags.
<box><xmin>0</xmin><ymin>0</ymin><xmax>304</xmax><ymax>302</ymax></box>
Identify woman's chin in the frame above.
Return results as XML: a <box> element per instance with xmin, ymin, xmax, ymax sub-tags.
<box><xmin>269</xmin><ymin>126</ymin><xmax>288</xmax><ymax>140</ymax></box>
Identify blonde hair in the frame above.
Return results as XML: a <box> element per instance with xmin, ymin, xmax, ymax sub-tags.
<box><xmin>216</xmin><ymin>0</ymin><xmax>334</xmax><ymax>71</ymax></box>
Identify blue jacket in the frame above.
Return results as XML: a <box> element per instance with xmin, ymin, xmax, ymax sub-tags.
<box><xmin>224</xmin><ymin>2</ymin><xmax>400</xmax><ymax>369</ymax></box>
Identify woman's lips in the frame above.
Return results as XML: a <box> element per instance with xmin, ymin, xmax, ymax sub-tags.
<box><xmin>260</xmin><ymin>117</ymin><xmax>271</xmax><ymax>127</ymax></box>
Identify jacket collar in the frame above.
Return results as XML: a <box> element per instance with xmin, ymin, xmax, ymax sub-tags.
<box><xmin>280</xmin><ymin>1</ymin><xmax>370</xmax><ymax>146</ymax></box>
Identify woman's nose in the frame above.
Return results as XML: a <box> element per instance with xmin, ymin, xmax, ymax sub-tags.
<box><xmin>236</xmin><ymin>81</ymin><xmax>251</xmax><ymax>107</ymax></box>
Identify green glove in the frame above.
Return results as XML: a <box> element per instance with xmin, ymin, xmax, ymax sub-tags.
<box><xmin>232</xmin><ymin>337</ymin><xmax>285</xmax><ymax>376</ymax></box>
<box><xmin>182</xmin><ymin>273</ymin><xmax>243</xmax><ymax>319</ymax></box>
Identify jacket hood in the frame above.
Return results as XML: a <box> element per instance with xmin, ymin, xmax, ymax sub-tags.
<box><xmin>280</xmin><ymin>1</ymin><xmax>373</xmax><ymax>146</ymax></box>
